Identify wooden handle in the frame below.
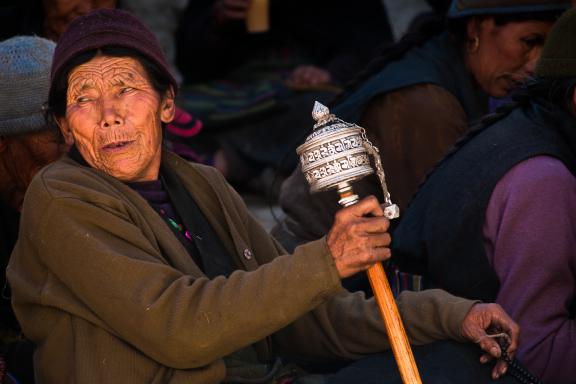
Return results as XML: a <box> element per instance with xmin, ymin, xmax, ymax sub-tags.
<box><xmin>367</xmin><ymin>263</ymin><xmax>422</xmax><ymax>383</ymax></box>
<box><xmin>335</xmin><ymin>183</ymin><xmax>421</xmax><ymax>383</ymax></box>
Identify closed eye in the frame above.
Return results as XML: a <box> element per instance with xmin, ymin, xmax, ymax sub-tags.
<box><xmin>120</xmin><ymin>87</ymin><xmax>134</xmax><ymax>94</ymax></box>
<box><xmin>522</xmin><ymin>36</ymin><xmax>545</xmax><ymax>49</ymax></box>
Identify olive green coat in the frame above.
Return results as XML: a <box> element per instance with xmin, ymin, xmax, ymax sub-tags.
<box><xmin>8</xmin><ymin>152</ymin><xmax>474</xmax><ymax>383</ymax></box>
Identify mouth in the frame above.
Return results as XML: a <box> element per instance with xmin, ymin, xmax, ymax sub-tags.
<box><xmin>102</xmin><ymin>140</ymin><xmax>135</xmax><ymax>151</ymax></box>
<box><xmin>505</xmin><ymin>74</ymin><xmax>528</xmax><ymax>89</ymax></box>
<box><xmin>510</xmin><ymin>77</ymin><xmax>526</xmax><ymax>88</ymax></box>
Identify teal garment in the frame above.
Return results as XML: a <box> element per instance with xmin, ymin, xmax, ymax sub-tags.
<box><xmin>333</xmin><ymin>32</ymin><xmax>486</xmax><ymax>124</ymax></box>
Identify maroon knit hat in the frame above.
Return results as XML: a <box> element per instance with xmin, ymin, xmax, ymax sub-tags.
<box><xmin>50</xmin><ymin>8</ymin><xmax>177</xmax><ymax>95</ymax></box>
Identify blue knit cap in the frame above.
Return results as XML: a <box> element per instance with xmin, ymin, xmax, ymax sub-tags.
<box><xmin>447</xmin><ymin>0</ymin><xmax>570</xmax><ymax>18</ymax></box>
<box><xmin>0</xmin><ymin>36</ymin><xmax>55</xmax><ymax>136</ymax></box>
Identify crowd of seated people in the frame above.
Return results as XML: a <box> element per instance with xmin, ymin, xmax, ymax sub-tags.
<box><xmin>0</xmin><ymin>1</ymin><xmax>574</xmax><ymax>383</ymax></box>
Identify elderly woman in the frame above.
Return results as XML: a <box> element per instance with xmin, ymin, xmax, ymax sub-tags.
<box><xmin>8</xmin><ymin>9</ymin><xmax>519</xmax><ymax>384</ymax></box>
<box><xmin>392</xmin><ymin>8</ymin><xmax>576</xmax><ymax>383</ymax></box>
<box><xmin>273</xmin><ymin>0</ymin><xmax>569</xmax><ymax>253</ymax></box>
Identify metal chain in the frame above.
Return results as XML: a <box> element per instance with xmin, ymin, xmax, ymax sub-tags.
<box><xmin>360</xmin><ymin>128</ymin><xmax>400</xmax><ymax>219</ymax></box>
<box><xmin>361</xmin><ymin>128</ymin><xmax>392</xmax><ymax>206</ymax></box>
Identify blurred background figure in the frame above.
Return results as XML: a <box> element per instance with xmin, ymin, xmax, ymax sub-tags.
<box><xmin>384</xmin><ymin>0</ymin><xmax>435</xmax><ymax>41</ymax></box>
<box><xmin>42</xmin><ymin>0</ymin><xmax>117</xmax><ymax>40</ymax></box>
<box><xmin>0</xmin><ymin>1</ymin><xmax>120</xmax><ymax>41</ymax></box>
<box><xmin>0</xmin><ymin>35</ymin><xmax>63</xmax><ymax>384</ymax></box>
<box><xmin>175</xmin><ymin>0</ymin><xmax>393</xmax><ymax>192</ymax></box>
<box><xmin>121</xmin><ymin>0</ymin><xmax>188</xmax><ymax>85</ymax></box>
<box><xmin>0</xmin><ymin>0</ymin><xmax>43</xmax><ymax>41</ymax></box>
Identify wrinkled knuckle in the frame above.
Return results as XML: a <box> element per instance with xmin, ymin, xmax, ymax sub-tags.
<box><xmin>383</xmin><ymin>233</ymin><xmax>392</xmax><ymax>245</ymax></box>
<box><xmin>483</xmin><ymin>303</ymin><xmax>495</xmax><ymax>312</ymax></box>
<box><xmin>481</xmin><ymin>339</ymin><xmax>495</xmax><ymax>351</ymax></box>
<box><xmin>360</xmin><ymin>250</ymin><xmax>372</xmax><ymax>263</ymax></box>
<box><xmin>366</xmin><ymin>195</ymin><xmax>378</xmax><ymax>204</ymax></box>
<box><xmin>381</xmin><ymin>219</ymin><xmax>390</xmax><ymax>231</ymax></box>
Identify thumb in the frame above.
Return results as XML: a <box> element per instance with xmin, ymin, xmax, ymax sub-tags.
<box><xmin>474</xmin><ymin>333</ymin><xmax>503</xmax><ymax>359</ymax></box>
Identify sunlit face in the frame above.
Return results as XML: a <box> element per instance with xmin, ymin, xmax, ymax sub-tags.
<box><xmin>58</xmin><ymin>55</ymin><xmax>175</xmax><ymax>182</ymax></box>
<box><xmin>465</xmin><ymin>17</ymin><xmax>554</xmax><ymax>98</ymax></box>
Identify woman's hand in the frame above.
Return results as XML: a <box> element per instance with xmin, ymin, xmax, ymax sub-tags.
<box><xmin>461</xmin><ymin>303</ymin><xmax>520</xmax><ymax>379</ymax></box>
<box><xmin>327</xmin><ymin>196</ymin><xmax>391</xmax><ymax>278</ymax></box>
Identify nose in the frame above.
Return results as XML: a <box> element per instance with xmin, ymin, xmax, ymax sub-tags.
<box><xmin>524</xmin><ymin>46</ymin><xmax>543</xmax><ymax>76</ymax></box>
<box><xmin>75</xmin><ymin>2</ymin><xmax>92</xmax><ymax>16</ymax></box>
<box><xmin>99</xmin><ymin>96</ymin><xmax>123</xmax><ymax>129</ymax></box>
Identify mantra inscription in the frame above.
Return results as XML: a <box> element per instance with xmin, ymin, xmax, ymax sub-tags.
<box><xmin>298</xmin><ymin>129</ymin><xmax>374</xmax><ymax>192</ymax></box>
<box><xmin>299</xmin><ymin>134</ymin><xmax>363</xmax><ymax>166</ymax></box>
<box><xmin>303</xmin><ymin>153</ymin><xmax>371</xmax><ymax>185</ymax></box>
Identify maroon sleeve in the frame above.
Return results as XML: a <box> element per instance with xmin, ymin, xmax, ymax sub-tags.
<box><xmin>359</xmin><ymin>84</ymin><xmax>468</xmax><ymax>210</ymax></box>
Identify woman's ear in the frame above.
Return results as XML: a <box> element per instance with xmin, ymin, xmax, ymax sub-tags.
<box><xmin>160</xmin><ymin>85</ymin><xmax>176</xmax><ymax>124</ymax></box>
<box><xmin>56</xmin><ymin>117</ymin><xmax>75</xmax><ymax>147</ymax></box>
<box><xmin>465</xmin><ymin>17</ymin><xmax>480</xmax><ymax>41</ymax></box>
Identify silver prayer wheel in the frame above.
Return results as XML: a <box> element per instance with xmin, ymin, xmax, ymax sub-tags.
<box><xmin>297</xmin><ymin>101</ymin><xmax>400</xmax><ymax>219</ymax></box>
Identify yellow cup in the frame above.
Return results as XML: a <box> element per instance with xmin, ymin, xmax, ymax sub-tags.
<box><xmin>246</xmin><ymin>0</ymin><xmax>269</xmax><ymax>33</ymax></box>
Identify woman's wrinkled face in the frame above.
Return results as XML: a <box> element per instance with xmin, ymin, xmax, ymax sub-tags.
<box><xmin>466</xmin><ymin>17</ymin><xmax>554</xmax><ymax>98</ymax></box>
<box><xmin>58</xmin><ymin>55</ymin><xmax>174</xmax><ymax>182</ymax></box>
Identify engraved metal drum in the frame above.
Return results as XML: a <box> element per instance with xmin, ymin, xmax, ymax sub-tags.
<box><xmin>298</xmin><ymin>101</ymin><xmax>400</xmax><ymax>219</ymax></box>
<box><xmin>297</xmin><ymin>124</ymin><xmax>373</xmax><ymax>193</ymax></box>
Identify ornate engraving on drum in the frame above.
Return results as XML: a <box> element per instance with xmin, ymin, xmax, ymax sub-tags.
<box><xmin>299</xmin><ymin>132</ymin><xmax>364</xmax><ymax>166</ymax></box>
<box><xmin>299</xmin><ymin>127</ymin><xmax>373</xmax><ymax>192</ymax></box>
<box><xmin>297</xmin><ymin>101</ymin><xmax>400</xmax><ymax>218</ymax></box>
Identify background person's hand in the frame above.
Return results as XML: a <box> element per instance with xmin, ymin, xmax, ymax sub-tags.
<box><xmin>327</xmin><ymin>196</ymin><xmax>391</xmax><ymax>278</ymax></box>
<box><xmin>461</xmin><ymin>303</ymin><xmax>520</xmax><ymax>379</ymax></box>
<box><xmin>286</xmin><ymin>65</ymin><xmax>332</xmax><ymax>88</ymax></box>
<box><xmin>214</xmin><ymin>0</ymin><xmax>252</xmax><ymax>24</ymax></box>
